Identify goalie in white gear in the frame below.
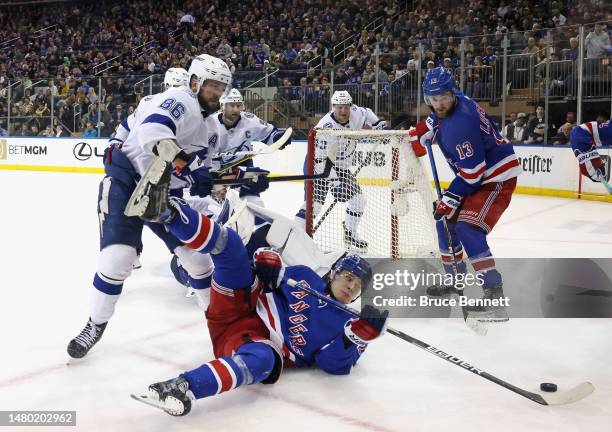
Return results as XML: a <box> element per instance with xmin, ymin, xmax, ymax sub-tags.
<box><xmin>296</xmin><ymin>90</ymin><xmax>388</xmax><ymax>251</ymax></box>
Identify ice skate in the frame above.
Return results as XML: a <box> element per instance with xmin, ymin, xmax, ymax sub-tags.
<box><xmin>132</xmin><ymin>376</ymin><xmax>193</xmax><ymax>416</ymax></box>
<box><xmin>466</xmin><ymin>286</ymin><xmax>509</xmax><ymax>323</ymax></box>
<box><xmin>67</xmin><ymin>318</ymin><xmax>107</xmax><ymax>359</ymax></box>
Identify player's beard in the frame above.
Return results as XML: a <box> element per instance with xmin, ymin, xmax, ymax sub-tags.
<box><xmin>198</xmin><ymin>93</ymin><xmax>220</xmax><ymax>113</ymax></box>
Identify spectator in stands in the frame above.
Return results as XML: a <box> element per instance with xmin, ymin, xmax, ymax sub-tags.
<box><xmin>506</xmin><ymin>112</ymin><xmax>529</xmax><ymax>144</ymax></box>
<box><xmin>551</xmin><ymin>9</ymin><xmax>567</xmax><ymax>27</ymax></box>
<box><xmin>83</xmin><ymin>121</ymin><xmax>97</xmax><ymax>138</ymax></box>
<box><xmin>585</xmin><ymin>22</ymin><xmax>612</xmax><ymax>59</ymax></box>
<box><xmin>502</xmin><ymin>112</ymin><xmax>517</xmax><ymax>138</ymax></box>
<box><xmin>550</xmin><ymin>122</ymin><xmax>573</xmax><ymax>145</ymax></box>
<box><xmin>0</xmin><ymin>122</ymin><xmax>8</xmax><ymax>137</ymax></box>
<box><xmin>523</xmin><ymin>37</ymin><xmax>539</xmax><ymax>55</ymax></box>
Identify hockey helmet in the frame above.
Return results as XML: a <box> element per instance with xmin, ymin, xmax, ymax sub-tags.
<box><xmin>188</xmin><ymin>54</ymin><xmax>233</xmax><ymax>94</ymax></box>
<box><xmin>220</xmin><ymin>88</ymin><xmax>244</xmax><ymax>107</ymax></box>
<box><xmin>422</xmin><ymin>67</ymin><xmax>458</xmax><ymax>105</ymax></box>
<box><xmin>163</xmin><ymin>67</ymin><xmax>190</xmax><ymax>89</ymax></box>
<box><xmin>331</xmin><ymin>90</ymin><xmax>353</xmax><ymax>106</ymax></box>
<box><xmin>332</xmin><ymin>254</ymin><xmax>373</xmax><ymax>291</ymax></box>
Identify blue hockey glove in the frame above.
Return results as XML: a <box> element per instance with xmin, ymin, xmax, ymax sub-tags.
<box><xmin>371</xmin><ymin>120</ymin><xmax>389</xmax><ymax>130</ymax></box>
<box><xmin>253</xmin><ymin>248</ymin><xmax>285</xmax><ymax>292</ymax></box>
<box><xmin>177</xmin><ymin>154</ymin><xmax>213</xmax><ymax>197</ymax></box>
<box><xmin>434</xmin><ymin>191</ymin><xmax>462</xmax><ymax>220</ymax></box>
<box><xmin>271</xmin><ymin>129</ymin><xmax>291</xmax><ymax>150</ymax></box>
<box><xmin>237</xmin><ymin>166</ymin><xmax>270</xmax><ymax>197</ymax></box>
<box><xmin>344</xmin><ymin>305</ymin><xmax>389</xmax><ymax>346</ymax></box>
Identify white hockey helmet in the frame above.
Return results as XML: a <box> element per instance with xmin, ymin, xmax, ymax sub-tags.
<box><xmin>188</xmin><ymin>54</ymin><xmax>232</xmax><ymax>93</ymax></box>
<box><xmin>220</xmin><ymin>88</ymin><xmax>244</xmax><ymax>106</ymax></box>
<box><xmin>163</xmin><ymin>67</ymin><xmax>190</xmax><ymax>88</ymax></box>
<box><xmin>331</xmin><ymin>90</ymin><xmax>352</xmax><ymax>106</ymax></box>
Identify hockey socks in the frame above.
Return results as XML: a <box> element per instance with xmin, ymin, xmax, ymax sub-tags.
<box><xmin>167</xmin><ymin>201</ymin><xmax>223</xmax><ymax>254</ymax></box>
<box><xmin>181</xmin><ymin>343</ymin><xmax>276</xmax><ymax>399</ymax></box>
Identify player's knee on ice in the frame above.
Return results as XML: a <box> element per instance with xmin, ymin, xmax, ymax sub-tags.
<box><xmin>234</xmin><ymin>342</ymin><xmax>279</xmax><ymax>385</ymax></box>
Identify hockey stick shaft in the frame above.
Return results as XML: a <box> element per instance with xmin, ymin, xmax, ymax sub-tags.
<box><xmin>213</xmin><ymin>159</ymin><xmax>333</xmax><ymax>186</ymax></box>
<box><xmin>285</xmin><ymin>278</ymin><xmax>591</xmax><ymax>406</ymax></box>
<box><xmin>424</xmin><ymin>139</ymin><xmax>486</xmax><ymax>334</ymax></box>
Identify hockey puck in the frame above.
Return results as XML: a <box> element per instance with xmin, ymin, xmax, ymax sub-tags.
<box><xmin>540</xmin><ymin>383</ymin><xmax>557</xmax><ymax>392</ymax></box>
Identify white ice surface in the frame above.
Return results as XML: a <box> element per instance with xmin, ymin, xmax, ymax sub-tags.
<box><xmin>0</xmin><ymin>170</ymin><xmax>611</xmax><ymax>431</ymax></box>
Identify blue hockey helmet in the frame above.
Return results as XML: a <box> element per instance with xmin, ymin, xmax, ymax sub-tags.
<box><xmin>332</xmin><ymin>254</ymin><xmax>373</xmax><ymax>290</ymax></box>
<box><xmin>422</xmin><ymin>67</ymin><xmax>458</xmax><ymax>104</ymax></box>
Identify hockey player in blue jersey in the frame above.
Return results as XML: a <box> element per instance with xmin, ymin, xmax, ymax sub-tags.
<box><xmin>127</xmin><ymin>157</ymin><xmax>388</xmax><ymax>416</ymax></box>
<box><xmin>570</xmin><ymin>119</ymin><xmax>611</xmax><ymax>183</ymax></box>
<box><xmin>414</xmin><ymin>67</ymin><xmax>522</xmax><ymax>321</ymax></box>
<box><xmin>66</xmin><ymin>55</ymin><xmax>232</xmax><ymax>359</ymax></box>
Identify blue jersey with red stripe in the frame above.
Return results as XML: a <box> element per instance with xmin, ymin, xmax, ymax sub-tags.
<box><xmin>256</xmin><ymin>265</ymin><xmax>365</xmax><ymax>375</ymax></box>
<box><xmin>428</xmin><ymin>94</ymin><xmax>522</xmax><ymax>197</ymax></box>
<box><xmin>570</xmin><ymin>120</ymin><xmax>612</xmax><ymax>154</ymax></box>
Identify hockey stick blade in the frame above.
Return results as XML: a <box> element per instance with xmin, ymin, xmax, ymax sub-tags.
<box><xmin>286</xmin><ymin>278</ymin><xmax>594</xmax><ymax>406</ymax></box>
<box><xmin>536</xmin><ymin>382</ymin><xmax>595</xmax><ymax>406</ymax></box>
<box><xmin>215</xmin><ymin>127</ymin><xmax>293</xmax><ymax>173</ymax></box>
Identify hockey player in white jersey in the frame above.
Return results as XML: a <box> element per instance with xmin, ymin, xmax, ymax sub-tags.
<box><xmin>296</xmin><ymin>90</ymin><xmax>388</xmax><ymax>250</ymax></box>
<box><xmin>170</xmin><ymin>89</ymin><xmax>291</xmax><ymax>291</ymax></box>
<box><xmin>67</xmin><ymin>54</ymin><xmax>232</xmax><ymax>359</ymax></box>
<box><xmin>109</xmin><ymin>67</ymin><xmax>190</xmax><ymax>148</ymax></box>
<box><xmin>212</xmin><ymin>89</ymin><xmax>291</xmax><ymax>204</ymax></box>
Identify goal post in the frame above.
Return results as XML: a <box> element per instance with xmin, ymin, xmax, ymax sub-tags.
<box><xmin>304</xmin><ymin>128</ymin><xmax>439</xmax><ymax>259</ymax></box>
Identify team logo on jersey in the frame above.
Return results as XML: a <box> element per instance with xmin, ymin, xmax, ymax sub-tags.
<box><xmin>0</xmin><ymin>140</ymin><xmax>7</xmax><ymax>160</ymax></box>
<box><xmin>208</xmin><ymin>133</ymin><xmax>218</xmax><ymax>148</ymax></box>
<box><xmin>243</xmin><ymin>112</ymin><xmax>254</xmax><ymax>119</ymax></box>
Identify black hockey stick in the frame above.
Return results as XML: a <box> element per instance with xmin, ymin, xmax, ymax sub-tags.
<box><xmin>424</xmin><ymin>139</ymin><xmax>488</xmax><ymax>336</ymax></box>
<box><xmin>212</xmin><ymin>158</ymin><xmax>333</xmax><ymax>186</ymax></box>
<box><xmin>286</xmin><ymin>278</ymin><xmax>594</xmax><ymax>406</ymax></box>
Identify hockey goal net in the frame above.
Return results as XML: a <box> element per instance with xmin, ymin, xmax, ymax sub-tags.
<box><xmin>305</xmin><ymin>128</ymin><xmax>438</xmax><ymax>259</ymax></box>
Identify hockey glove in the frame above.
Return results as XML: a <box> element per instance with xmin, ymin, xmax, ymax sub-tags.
<box><xmin>344</xmin><ymin>305</ymin><xmax>389</xmax><ymax>346</ymax></box>
<box><xmin>434</xmin><ymin>191</ymin><xmax>463</xmax><ymax>220</ymax></box>
<box><xmin>176</xmin><ymin>154</ymin><xmax>213</xmax><ymax>197</ymax></box>
<box><xmin>577</xmin><ymin>149</ymin><xmax>606</xmax><ymax>182</ymax></box>
<box><xmin>408</xmin><ymin>126</ymin><xmax>427</xmax><ymax>157</ymax></box>
<box><xmin>254</xmin><ymin>247</ymin><xmax>285</xmax><ymax>292</ymax></box>
<box><xmin>371</xmin><ymin>120</ymin><xmax>389</xmax><ymax>131</ymax></box>
<box><xmin>236</xmin><ymin>166</ymin><xmax>270</xmax><ymax>197</ymax></box>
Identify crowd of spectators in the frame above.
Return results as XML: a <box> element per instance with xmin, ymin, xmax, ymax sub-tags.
<box><xmin>0</xmin><ymin>0</ymin><xmax>610</xmax><ymax>136</ymax></box>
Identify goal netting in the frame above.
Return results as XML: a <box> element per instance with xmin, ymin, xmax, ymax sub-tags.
<box><xmin>305</xmin><ymin>128</ymin><xmax>439</xmax><ymax>259</ymax></box>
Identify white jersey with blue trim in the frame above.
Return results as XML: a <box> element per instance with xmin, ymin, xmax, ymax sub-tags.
<box><xmin>212</xmin><ymin>111</ymin><xmax>278</xmax><ymax>170</ymax></box>
<box><xmin>108</xmin><ymin>96</ymin><xmax>155</xmax><ymax>146</ymax></box>
<box><xmin>121</xmin><ymin>85</ymin><xmax>211</xmax><ymax>189</ymax></box>
<box><xmin>314</xmin><ymin>105</ymin><xmax>382</xmax><ymax>171</ymax></box>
